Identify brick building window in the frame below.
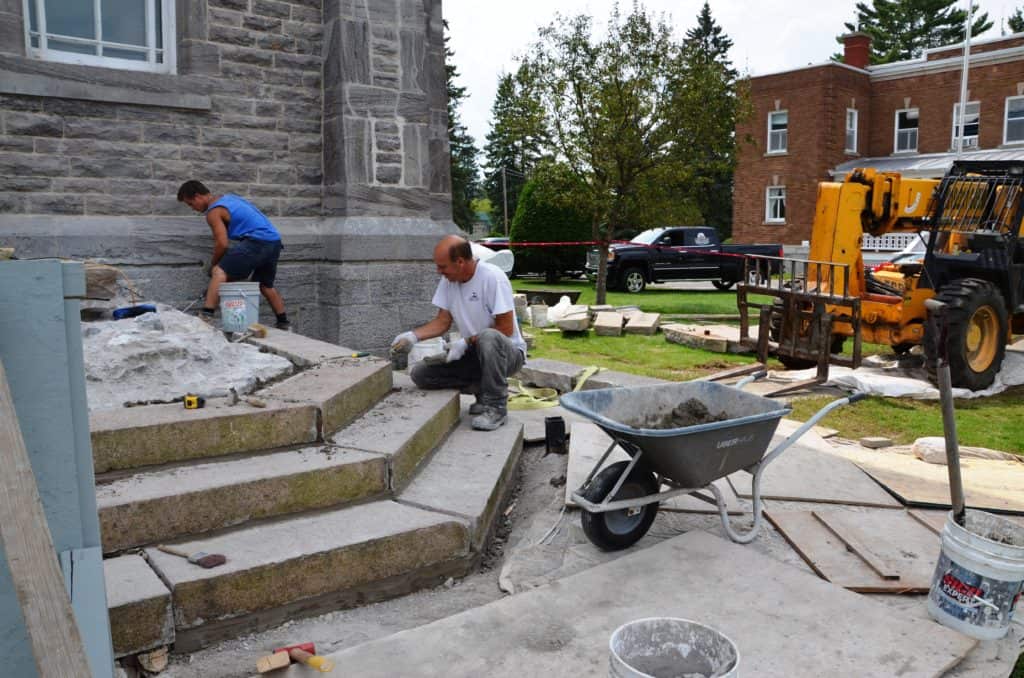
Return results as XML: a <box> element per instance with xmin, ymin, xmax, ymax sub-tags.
<box><xmin>24</xmin><ymin>0</ymin><xmax>176</xmax><ymax>73</ymax></box>
<box><xmin>1006</xmin><ymin>96</ymin><xmax>1024</xmax><ymax>145</ymax></box>
<box><xmin>894</xmin><ymin>108</ymin><xmax>919</xmax><ymax>153</ymax></box>
<box><xmin>845</xmin><ymin>109</ymin><xmax>858</xmax><ymax>153</ymax></box>
<box><xmin>767</xmin><ymin>110</ymin><xmax>788</xmax><ymax>153</ymax></box>
<box><xmin>765</xmin><ymin>186</ymin><xmax>786</xmax><ymax>223</ymax></box>
<box><xmin>952</xmin><ymin>101</ymin><xmax>980</xmax><ymax>150</ymax></box>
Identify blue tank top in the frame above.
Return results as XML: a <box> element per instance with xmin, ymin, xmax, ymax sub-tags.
<box><xmin>209</xmin><ymin>194</ymin><xmax>281</xmax><ymax>242</ymax></box>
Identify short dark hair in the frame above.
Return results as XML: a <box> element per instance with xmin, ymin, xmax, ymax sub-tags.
<box><xmin>449</xmin><ymin>238</ymin><xmax>472</xmax><ymax>262</ymax></box>
<box><xmin>177</xmin><ymin>180</ymin><xmax>210</xmax><ymax>202</ymax></box>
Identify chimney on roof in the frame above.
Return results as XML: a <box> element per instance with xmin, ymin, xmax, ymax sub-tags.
<box><xmin>842</xmin><ymin>32</ymin><xmax>871</xmax><ymax>70</ymax></box>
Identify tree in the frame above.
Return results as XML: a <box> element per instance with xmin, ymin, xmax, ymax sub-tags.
<box><xmin>837</xmin><ymin>0</ymin><xmax>993</xmax><ymax>64</ymax></box>
<box><xmin>444</xmin><ymin>23</ymin><xmax>480</xmax><ymax>231</ymax></box>
<box><xmin>1009</xmin><ymin>7</ymin><xmax>1024</xmax><ymax>33</ymax></box>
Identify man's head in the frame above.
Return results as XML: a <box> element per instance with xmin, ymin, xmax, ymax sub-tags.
<box><xmin>177</xmin><ymin>180</ymin><xmax>213</xmax><ymax>213</ymax></box>
<box><xmin>433</xmin><ymin>235</ymin><xmax>476</xmax><ymax>283</ymax></box>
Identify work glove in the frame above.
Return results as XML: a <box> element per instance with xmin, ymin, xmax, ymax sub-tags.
<box><xmin>390</xmin><ymin>330</ymin><xmax>418</xmax><ymax>354</ymax></box>
<box><xmin>445</xmin><ymin>338</ymin><xmax>469</xmax><ymax>363</ymax></box>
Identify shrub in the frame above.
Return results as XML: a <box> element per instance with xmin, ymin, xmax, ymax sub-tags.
<box><xmin>509</xmin><ymin>165</ymin><xmax>591</xmax><ymax>282</ymax></box>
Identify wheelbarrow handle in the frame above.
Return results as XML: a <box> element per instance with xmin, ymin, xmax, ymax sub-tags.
<box><xmin>734</xmin><ymin>370</ymin><xmax>768</xmax><ymax>389</ymax></box>
<box><xmin>761</xmin><ymin>391</ymin><xmax>867</xmax><ymax>469</ymax></box>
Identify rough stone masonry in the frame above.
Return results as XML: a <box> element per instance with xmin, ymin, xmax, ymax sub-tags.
<box><xmin>0</xmin><ymin>0</ymin><xmax>457</xmax><ymax>352</ymax></box>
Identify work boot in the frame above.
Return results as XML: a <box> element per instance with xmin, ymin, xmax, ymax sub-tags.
<box><xmin>468</xmin><ymin>396</ymin><xmax>486</xmax><ymax>415</ymax></box>
<box><xmin>275</xmin><ymin>319</ymin><xmax>291</xmax><ymax>331</ymax></box>
<box><xmin>471</xmin><ymin>406</ymin><xmax>507</xmax><ymax>431</ymax></box>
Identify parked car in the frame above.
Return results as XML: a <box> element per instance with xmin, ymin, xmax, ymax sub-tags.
<box><xmin>585</xmin><ymin>226</ymin><xmax>783</xmax><ymax>293</ymax></box>
<box><xmin>476</xmin><ymin>236</ymin><xmax>510</xmax><ymax>251</ymax></box>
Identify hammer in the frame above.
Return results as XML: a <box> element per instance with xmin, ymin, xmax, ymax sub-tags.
<box><xmin>256</xmin><ymin>642</ymin><xmax>334</xmax><ymax>673</ymax></box>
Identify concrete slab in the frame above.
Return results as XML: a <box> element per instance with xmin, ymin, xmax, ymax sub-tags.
<box><xmin>97</xmin><ymin>446</ymin><xmax>387</xmax><ymax>552</ymax></box>
<box><xmin>262</xmin><ymin>358</ymin><xmax>392</xmax><ymax>436</ymax></box>
<box><xmin>104</xmin><ymin>555</ymin><xmax>173</xmax><ymax>658</ymax></box>
<box><xmin>665</xmin><ymin>323</ymin><xmax>758</xmax><ymax>354</ymax></box>
<box><xmin>399</xmin><ymin>411</ymin><xmax>524</xmax><ymax>550</ymax></box>
<box><xmin>593</xmin><ymin>311</ymin><xmax>623</xmax><ymax>336</ymax></box>
<box><xmin>145</xmin><ymin>501</ymin><xmax>470</xmax><ymax>631</ymax></box>
<box><xmin>90</xmin><ymin>399</ymin><xmax>318</xmax><ymax>473</ymax></box>
<box><xmin>555</xmin><ymin>311</ymin><xmax>590</xmax><ymax>332</ymax></box>
<box><xmin>516</xmin><ymin>358</ymin><xmax>584</xmax><ymax>393</ymax></box>
<box><xmin>329</xmin><ymin>374</ymin><xmax>460</xmax><ymax>490</ymax></box>
<box><xmin>321</xmin><ymin>530</ymin><xmax>976</xmax><ymax>676</ymax></box>
<box><xmin>245</xmin><ymin>328</ymin><xmax>358</xmax><ymax>367</ymax></box>
<box><xmin>624</xmin><ymin>311</ymin><xmax>661</xmax><ymax>335</ymax></box>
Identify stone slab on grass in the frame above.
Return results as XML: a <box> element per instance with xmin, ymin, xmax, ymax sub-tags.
<box><xmin>516</xmin><ymin>358</ymin><xmax>585</xmax><ymax>393</ymax></box>
<box><xmin>399</xmin><ymin>413</ymin><xmax>524</xmax><ymax>550</ymax></box>
<box><xmin>556</xmin><ymin>312</ymin><xmax>590</xmax><ymax>332</ymax></box>
<box><xmin>245</xmin><ymin>327</ymin><xmax>358</xmax><ymax>367</ymax></box>
<box><xmin>97</xmin><ymin>446</ymin><xmax>387</xmax><ymax>552</ymax></box>
<box><xmin>104</xmin><ymin>554</ymin><xmax>173</xmax><ymax>658</ymax></box>
<box><xmin>322</xmin><ymin>530</ymin><xmax>975</xmax><ymax>676</ymax></box>
<box><xmin>593</xmin><ymin>311</ymin><xmax>623</xmax><ymax>336</ymax></box>
<box><xmin>145</xmin><ymin>501</ymin><xmax>470</xmax><ymax>630</ymax></box>
<box><xmin>624</xmin><ymin>311</ymin><xmax>660</xmax><ymax>335</ymax></box>
<box><xmin>262</xmin><ymin>358</ymin><xmax>392</xmax><ymax>436</ymax></box>
<box><xmin>663</xmin><ymin>323</ymin><xmax>756</xmax><ymax>354</ymax></box>
<box><xmin>329</xmin><ymin>373</ymin><xmax>460</xmax><ymax>490</ymax></box>
<box><xmin>90</xmin><ymin>399</ymin><xmax>318</xmax><ymax>473</ymax></box>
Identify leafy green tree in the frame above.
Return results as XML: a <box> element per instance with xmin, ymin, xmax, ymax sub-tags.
<box><xmin>445</xmin><ymin>23</ymin><xmax>480</xmax><ymax>230</ymax></box>
<box><xmin>837</xmin><ymin>0</ymin><xmax>993</xmax><ymax>64</ymax></box>
<box><xmin>509</xmin><ymin>163</ymin><xmax>591</xmax><ymax>282</ymax></box>
<box><xmin>1009</xmin><ymin>7</ymin><xmax>1024</xmax><ymax>33</ymax></box>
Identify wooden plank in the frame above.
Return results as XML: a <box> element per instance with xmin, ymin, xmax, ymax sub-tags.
<box><xmin>0</xmin><ymin>361</ymin><xmax>91</xmax><ymax>677</ymax></box>
<box><xmin>811</xmin><ymin>511</ymin><xmax>900</xmax><ymax>580</ymax></box>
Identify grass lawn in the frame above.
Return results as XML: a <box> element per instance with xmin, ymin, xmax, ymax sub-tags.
<box><xmin>513</xmin><ymin>279</ymin><xmax>743</xmax><ymax>315</ymax></box>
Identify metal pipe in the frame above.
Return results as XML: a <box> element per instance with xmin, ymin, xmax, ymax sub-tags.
<box><xmin>925</xmin><ymin>298</ymin><xmax>966</xmax><ymax>527</ymax></box>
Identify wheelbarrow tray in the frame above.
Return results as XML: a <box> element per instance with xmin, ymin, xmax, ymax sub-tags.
<box><xmin>560</xmin><ymin>381</ymin><xmax>792</xmax><ymax>488</ymax></box>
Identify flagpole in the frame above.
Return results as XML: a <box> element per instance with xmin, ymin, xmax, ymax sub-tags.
<box><xmin>955</xmin><ymin>0</ymin><xmax>973</xmax><ymax>158</ymax></box>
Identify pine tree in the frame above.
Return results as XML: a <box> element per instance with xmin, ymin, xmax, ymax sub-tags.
<box><xmin>838</xmin><ymin>0</ymin><xmax>993</xmax><ymax>64</ymax></box>
<box><xmin>444</xmin><ymin>24</ymin><xmax>480</xmax><ymax>231</ymax></box>
<box><xmin>1009</xmin><ymin>7</ymin><xmax>1024</xmax><ymax>33</ymax></box>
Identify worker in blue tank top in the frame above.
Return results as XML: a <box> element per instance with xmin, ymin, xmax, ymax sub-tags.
<box><xmin>177</xmin><ymin>180</ymin><xmax>291</xmax><ymax>330</ymax></box>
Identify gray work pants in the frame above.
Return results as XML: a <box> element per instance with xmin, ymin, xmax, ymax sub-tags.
<box><xmin>409</xmin><ymin>329</ymin><xmax>525</xmax><ymax>413</ymax></box>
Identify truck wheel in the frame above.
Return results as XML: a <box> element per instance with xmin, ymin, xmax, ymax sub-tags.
<box><xmin>925</xmin><ymin>279</ymin><xmax>1008</xmax><ymax>391</ymax></box>
<box><xmin>580</xmin><ymin>461</ymin><xmax>659</xmax><ymax>551</ymax></box>
<box><xmin>711</xmin><ymin>280</ymin><xmax>735</xmax><ymax>291</ymax></box>
<box><xmin>620</xmin><ymin>267</ymin><xmax>646</xmax><ymax>293</ymax></box>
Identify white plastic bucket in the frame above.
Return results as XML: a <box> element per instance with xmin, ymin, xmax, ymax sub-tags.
<box><xmin>530</xmin><ymin>304</ymin><xmax>549</xmax><ymax>328</ymax></box>
<box><xmin>408</xmin><ymin>337</ymin><xmax>446</xmax><ymax>368</ymax></box>
<box><xmin>219</xmin><ymin>282</ymin><xmax>261</xmax><ymax>333</ymax></box>
<box><xmin>927</xmin><ymin>509</ymin><xmax>1024</xmax><ymax>640</ymax></box>
<box><xmin>609</xmin><ymin>617</ymin><xmax>739</xmax><ymax>678</ymax></box>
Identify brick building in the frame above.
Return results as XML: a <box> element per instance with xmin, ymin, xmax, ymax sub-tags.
<box><xmin>733</xmin><ymin>31</ymin><xmax>1024</xmax><ymax>246</ymax></box>
<box><xmin>0</xmin><ymin>0</ymin><xmax>455</xmax><ymax>349</ymax></box>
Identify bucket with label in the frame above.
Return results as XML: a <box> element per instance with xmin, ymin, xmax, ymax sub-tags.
<box><xmin>927</xmin><ymin>509</ymin><xmax>1024</xmax><ymax>640</ymax></box>
<box><xmin>609</xmin><ymin>617</ymin><xmax>739</xmax><ymax>678</ymax></box>
<box><xmin>219</xmin><ymin>282</ymin><xmax>261</xmax><ymax>333</ymax></box>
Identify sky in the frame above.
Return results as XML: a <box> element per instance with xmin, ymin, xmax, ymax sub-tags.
<box><xmin>442</xmin><ymin>0</ymin><xmax>1018</xmax><ymax>151</ymax></box>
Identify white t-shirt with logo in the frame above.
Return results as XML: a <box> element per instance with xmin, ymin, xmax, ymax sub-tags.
<box><xmin>431</xmin><ymin>260</ymin><xmax>527</xmax><ymax>357</ymax></box>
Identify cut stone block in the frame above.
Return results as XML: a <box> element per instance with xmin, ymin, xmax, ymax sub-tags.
<box><xmin>90</xmin><ymin>400</ymin><xmax>318</xmax><ymax>473</ymax></box>
<box><xmin>860</xmin><ymin>436</ymin><xmax>893</xmax><ymax>449</ymax></box>
<box><xmin>663</xmin><ymin>323</ymin><xmax>756</xmax><ymax>354</ymax></box>
<box><xmin>145</xmin><ymin>501</ymin><xmax>470</xmax><ymax>633</ymax></box>
<box><xmin>104</xmin><ymin>555</ymin><xmax>173</xmax><ymax>658</ymax></box>
<box><xmin>261</xmin><ymin>359</ymin><xmax>392</xmax><ymax>436</ymax></box>
<box><xmin>516</xmin><ymin>358</ymin><xmax>584</xmax><ymax>393</ymax></box>
<box><xmin>623</xmin><ymin>311</ymin><xmax>660</xmax><ymax>335</ymax></box>
<box><xmin>556</xmin><ymin>312</ymin><xmax>590</xmax><ymax>332</ymax></box>
<box><xmin>245</xmin><ymin>328</ymin><xmax>359</xmax><ymax>367</ymax></box>
<box><xmin>588</xmin><ymin>304</ymin><xmax>614</xmax><ymax>316</ymax></box>
<box><xmin>593</xmin><ymin>311</ymin><xmax>623</xmax><ymax>337</ymax></box>
<box><xmin>97</xmin><ymin>446</ymin><xmax>387</xmax><ymax>552</ymax></box>
<box><xmin>329</xmin><ymin>374</ymin><xmax>460</xmax><ymax>490</ymax></box>
<box><xmin>399</xmin><ymin>414</ymin><xmax>524</xmax><ymax>550</ymax></box>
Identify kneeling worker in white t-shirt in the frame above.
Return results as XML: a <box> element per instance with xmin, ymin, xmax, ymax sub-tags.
<box><xmin>391</xmin><ymin>235</ymin><xmax>527</xmax><ymax>431</ymax></box>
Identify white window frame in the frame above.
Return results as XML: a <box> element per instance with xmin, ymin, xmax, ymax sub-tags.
<box><xmin>765</xmin><ymin>185</ymin><xmax>786</xmax><ymax>224</ymax></box>
<box><xmin>22</xmin><ymin>0</ymin><xmax>176</xmax><ymax>74</ymax></box>
<box><xmin>767</xmin><ymin>110</ymin><xmax>788</xmax><ymax>154</ymax></box>
<box><xmin>1005</xmin><ymin>96</ymin><xmax>1024</xmax><ymax>145</ymax></box>
<box><xmin>951</xmin><ymin>101</ymin><xmax>980</xmax><ymax>150</ymax></box>
<box><xmin>845</xmin><ymin>108</ymin><xmax>858</xmax><ymax>153</ymax></box>
<box><xmin>894</xmin><ymin>108</ymin><xmax>919</xmax><ymax>153</ymax></box>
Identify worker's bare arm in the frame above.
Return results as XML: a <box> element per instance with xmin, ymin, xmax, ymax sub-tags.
<box><xmin>412</xmin><ymin>309</ymin><xmax>454</xmax><ymax>340</ymax></box>
<box><xmin>206</xmin><ymin>207</ymin><xmax>231</xmax><ymax>267</ymax></box>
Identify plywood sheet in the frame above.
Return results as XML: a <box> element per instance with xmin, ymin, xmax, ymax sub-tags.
<box><xmin>766</xmin><ymin>509</ymin><xmax>942</xmax><ymax>593</ymax></box>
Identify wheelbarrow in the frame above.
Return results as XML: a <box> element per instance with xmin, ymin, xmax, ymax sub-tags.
<box><xmin>560</xmin><ymin>375</ymin><xmax>865</xmax><ymax>550</ymax></box>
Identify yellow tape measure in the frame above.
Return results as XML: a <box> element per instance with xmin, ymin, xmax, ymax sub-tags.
<box><xmin>183</xmin><ymin>394</ymin><xmax>206</xmax><ymax>409</ymax></box>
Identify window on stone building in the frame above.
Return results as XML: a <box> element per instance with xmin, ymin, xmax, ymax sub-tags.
<box><xmin>951</xmin><ymin>101</ymin><xmax>980</xmax><ymax>150</ymax></box>
<box><xmin>894</xmin><ymin>108</ymin><xmax>919</xmax><ymax>153</ymax></box>
<box><xmin>1006</xmin><ymin>96</ymin><xmax>1024</xmax><ymax>145</ymax></box>
<box><xmin>24</xmin><ymin>0</ymin><xmax>175</xmax><ymax>73</ymax></box>
<box><xmin>765</xmin><ymin>186</ymin><xmax>786</xmax><ymax>224</ymax></box>
<box><xmin>767</xmin><ymin>110</ymin><xmax>788</xmax><ymax>153</ymax></box>
<box><xmin>845</xmin><ymin>109</ymin><xmax>858</xmax><ymax>153</ymax></box>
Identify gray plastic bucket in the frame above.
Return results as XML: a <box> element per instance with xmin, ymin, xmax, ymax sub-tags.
<box><xmin>219</xmin><ymin>282</ymin><xmax>260</xmax><ymax>333</ymax></box>
<box><xmin>927</xmin><ymin>509</ymin><xmax>1024</xmax><ymax>640</ymax></box>
<box><xmin>609</xmin><ymin>617</ymin><xmax>739</xmax><ymax>678</ymax></box>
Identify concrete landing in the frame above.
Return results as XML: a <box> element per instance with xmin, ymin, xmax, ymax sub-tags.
<box><xmin>145</xmin><ymin>501</ymin><xmax>471</xmax><ymax>634</ymax></box>
<box><xmin>245</xmin><ymin>328</ymin><xmax>358</xmax><ymax>367</ymax></box>
<box><xmin>329</xmin><ymin>375</ymin><xmax>460</xmax><ymax>489</ymax></box>
<box><xmin>97</xmin><ymin>446</ymin><xmax>387</xmax><ymax>552</ymax></box>
<box><xmin>320</xmin><ymin>530</ymin><xmax>976</xmax><ymax>677</ymax></box>
<box><xmin>104</xmin><ymin>555</ymin><xmax>173</xmax><ymax>658</ymax></box>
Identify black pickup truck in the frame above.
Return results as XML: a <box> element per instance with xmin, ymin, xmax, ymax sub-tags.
<box><xmin>585</xmin><ymin>226</ymin><xmax>783</xmax><ymax>293</ymax></box>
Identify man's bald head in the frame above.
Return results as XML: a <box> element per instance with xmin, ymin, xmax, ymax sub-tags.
<box><xmin>433</xmin><ymin>235</ymin><xmax>476</xmax><ymax>283</ymax></box>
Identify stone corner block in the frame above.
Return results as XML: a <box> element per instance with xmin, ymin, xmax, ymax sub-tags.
<box><xmin>104</xmin><ymin>555</ymin><xmax>174</xmax><ymax>658</ymax></box>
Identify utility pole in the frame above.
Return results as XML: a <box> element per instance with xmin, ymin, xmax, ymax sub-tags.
<box><xmin>501</xmin><ymin>167</ymin><xmax>509</xmax><ymax>237</ymax></box>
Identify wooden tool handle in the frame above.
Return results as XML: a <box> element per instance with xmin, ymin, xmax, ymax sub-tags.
<box><xmin>289</xmin><ymin>648</ymin><xmax>335</xmax><ymax>672</ymax></box>
<box><xmin>255</xmin><ymin>651</ymin><xmax>290</xmax><ymax>673</ymax></box>
<box><xmin>156</xmin><ymin>545</ymin><xmax>188</xmax><ymax>558</ymax></box>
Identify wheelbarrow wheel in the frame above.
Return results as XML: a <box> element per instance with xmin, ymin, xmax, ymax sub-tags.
<box><xmin>580</xmin><ymin>461</ymin><xmax>659</xmax><ymax>551</ymax></box>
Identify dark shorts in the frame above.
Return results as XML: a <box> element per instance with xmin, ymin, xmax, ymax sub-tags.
<box><xmin>219</xmin><ymin>239</ymin><xmax>283</xmax><ymax>287</ymax></box>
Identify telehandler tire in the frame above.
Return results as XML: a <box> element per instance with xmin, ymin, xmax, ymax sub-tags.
<box><xmin>925</xmin><ymin>279</ymin><xmax>1008</xmax><ymax>391</ymax></box>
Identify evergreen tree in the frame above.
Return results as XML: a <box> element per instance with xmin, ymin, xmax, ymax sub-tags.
<box><xmin>444</xmin><ymin>23</ymin><xmax>480</xmax><ymax>231</ymax></box>
<box><xmin>1009</xmin><ymin>7</ymin><xmax>1024</xmax><ymax>33</ymax></box>
<box><xmin>837</xmin><ymin>0</ymin><xmax>993</xmax><ymax>64</ymax></box>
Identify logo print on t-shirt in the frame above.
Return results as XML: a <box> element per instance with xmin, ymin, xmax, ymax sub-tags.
<box><xmin>469</xmin><ymin>292</ymin><xmax>479</xmax><ymax>301</ymax></box>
